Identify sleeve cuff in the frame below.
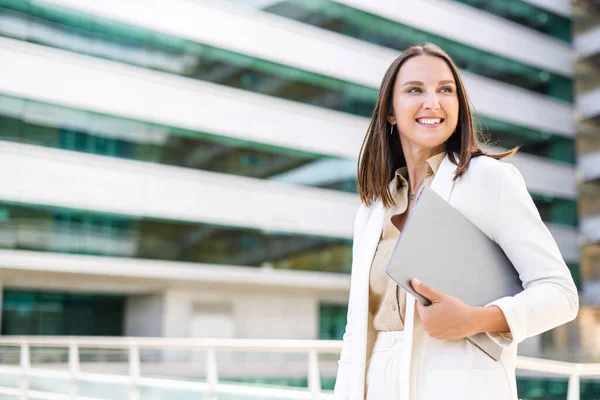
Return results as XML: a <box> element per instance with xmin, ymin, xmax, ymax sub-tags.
<box><xmin>484</xmin><ymin>297</ymin><xmax>520</xmax><ymax>349</ymax></box>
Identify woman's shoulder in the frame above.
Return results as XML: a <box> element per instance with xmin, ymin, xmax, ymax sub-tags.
<box><xmin>455</xmin><ymin>155</ymin><xmax>523</xmax><ymax>204</ymax></box>
<box><xmin>464</xmin><ymin>154</ymin><xmax>516</xmax><ymax>182</ymax></box>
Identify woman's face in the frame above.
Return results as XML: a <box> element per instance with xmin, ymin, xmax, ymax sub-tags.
<box><xmin>389</xmin><ymin>55</ymin><xmax>459</xmax><ymax>153</ymax></box>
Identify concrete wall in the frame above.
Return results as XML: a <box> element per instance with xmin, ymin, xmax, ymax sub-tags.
<box><xmin>125</xmin><ymin>294</ymin><xmax>164</xmax><ymax>337</ymax></box>
<box><xmin>161</xmin><ymin>288</ymin><xmax>320</xmax><ymax>340</ymax></box>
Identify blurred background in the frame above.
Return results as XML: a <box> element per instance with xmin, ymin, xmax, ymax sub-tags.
<box><xmin>0</xmin><ymin>0</ymin><xmax>600</xmax><ymax>398</ymax></box>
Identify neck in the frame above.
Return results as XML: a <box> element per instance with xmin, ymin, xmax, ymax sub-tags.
<box><xmin>403</xmin><ymin>145</ymin><xmax>445</xmax><ymax>194</ymax></box>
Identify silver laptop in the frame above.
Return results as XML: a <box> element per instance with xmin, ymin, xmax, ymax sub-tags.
<box><xmin>385</xmin><ymin>186</ymin><xmax>523</xmax><ymax>361</ymax></box>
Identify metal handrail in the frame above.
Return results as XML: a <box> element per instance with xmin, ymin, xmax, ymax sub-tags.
<box><xmin>0</xmin><ymin>336</ymin><xmax>597</xmax><ymax>400</ymax></box>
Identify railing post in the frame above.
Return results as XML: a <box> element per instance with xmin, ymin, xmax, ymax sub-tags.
<box><xmin>567</xmin><ymin>374</ymin><xmax>580</xmax><ymax>400</ymax></box>
<box><xmin>19</xmin><ymin>341</ymin><xmax>30</xmax><ymax>400</ymax></box>
<box><xmin>206</xmin><ymin>347</ymin><xmax>219</xmax><ymax>400</ymax></box>
<box><xmin>308</xmin><ymin>349</ymin><xmax>321</xmax><ymax>399</ymax></box>
<box><xmin>129</xmin><ymin>344</ymin><xmax>141</xmax><ymax>400</ymax></box>
<box><xmin>68</xmin><ymin>341</ymin><xmax>79</xmax><ymax>399</ymax></box>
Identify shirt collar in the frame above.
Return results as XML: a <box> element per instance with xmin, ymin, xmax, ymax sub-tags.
<box><xmin>394</xmin><ymin>151</ymin><xmax>446</xmax><ymax>190</ymax></box>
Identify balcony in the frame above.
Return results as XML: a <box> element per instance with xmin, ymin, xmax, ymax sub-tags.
<box><xmin>582</xmin><ymin>214</ymin><xmax>600</xmax><ymax>244</ymax></box>
<box><xmin>0</xmin><ymin>336</ymin><xmax>598</xmax><ymax>400</ymax></box>
<box><xmin>576</xmin><ymin>25</ymin><xmax>600</xmax><ymax>59</ymax></box>
<box><xmin>577</xmin><ymin>86</ymin><xmax>600</xmax><ymax>120</ymax></box>
<box><xmin>579</xmin><ymin>151</ymin><xmax>600</xmax><ymax>182</ymax></box>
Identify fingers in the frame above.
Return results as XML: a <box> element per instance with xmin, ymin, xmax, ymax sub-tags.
<box><xmin>411</xmin><ymin>278</ymin><xmax>441</xmax><ymax>302</ymax></box>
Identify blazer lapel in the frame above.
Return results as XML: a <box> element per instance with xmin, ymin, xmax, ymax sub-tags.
<box><xmin>429</xmin><ymin>153</ymin><xmax>458</xmax><ymax>202</ymax></box>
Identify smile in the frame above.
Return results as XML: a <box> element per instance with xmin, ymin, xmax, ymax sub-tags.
<box><xmin>416</xmin><ymin>118</ymin><xmax>444</xmax><ymax>127</ymax></box>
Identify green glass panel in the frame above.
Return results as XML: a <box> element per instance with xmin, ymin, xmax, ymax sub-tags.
<box><xmin>454</xmin><ymin>0</ymin><xmax>571</xmax><ymax>42</ymax></box>
<box><xmin>567</xmin><ymin>263</ymin><xmax>581</xmax><ymax>290</ymax></box>
<box><xmin>516</xmin><ymin>377</ymin><xmax>600</xmax><ymax>399</ymax></box>
<box><xmin>0</xmin><ymin>202</ymin><xmax>353</xmax><ymax>274</ymax></box>
<box><xmin>230</xmin><ymin>0</ymin><xmax>573</xmax><ymax>102</ymax></box>
<box><xmin>530</xmin><ymin>194</ymin><xmax>578</xmax><ymax>228</ymax></box>
<box><xmin>0</xmin><ymin>1</ymin><xmax>376</xmax><ymax>117</ymax></box>
<box><xmin>319</xmin><ymin>303</ymin><xmax>348</xmax><ymax>340</ymax></box>
<box><xmin>1</xmin><ymin>290</ymin><xmax>124</xmax><ymax>336</ymax></box>
<box><xmin>477</xmin><ymin>116</ymin><xmax>575</xmax><ymax>164</ymax></box>
<box><xmin>0</xmin><ymin>0</ymin><xmax>573</xmax><ymax>109</ymax></box>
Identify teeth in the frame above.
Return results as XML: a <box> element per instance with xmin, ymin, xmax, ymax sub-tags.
<box><xmin>418</xmin><ymin>118</ymin><xmax>442</xmax><ymax>125</ymax></box>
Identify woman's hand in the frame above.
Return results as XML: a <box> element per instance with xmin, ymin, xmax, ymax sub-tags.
<box><xmin>411</xmin><ymin>278</ymin><xmax>480</xmax><ymax>341</ymax></box>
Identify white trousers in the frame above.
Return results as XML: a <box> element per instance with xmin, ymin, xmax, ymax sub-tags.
<box><xmin>365</xmin><ymin>331</ymin><xmax>406</xmax><ymax>400</ymax></box>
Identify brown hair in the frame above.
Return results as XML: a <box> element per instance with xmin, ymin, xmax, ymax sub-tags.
<box><xmin>357</xmin><ymin>42</ymin><xmax>518</xmax><ymax>207</ymax></box>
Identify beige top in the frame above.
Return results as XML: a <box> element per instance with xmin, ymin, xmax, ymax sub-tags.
<box><xmin>368</xmin><ymin>152</ymin><xmax>446</xmax><ymax>332</ymax></box>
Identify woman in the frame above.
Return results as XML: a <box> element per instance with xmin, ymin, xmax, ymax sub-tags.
<box><xmin>333</xmin><ymin>43</ymin><xmax>579</xmax><ymax>400</ymax></box>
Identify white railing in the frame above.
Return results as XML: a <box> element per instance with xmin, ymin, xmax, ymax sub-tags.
<box><xmin>0</xmin><ymin>336</ymin><xmax>597</xmax><ymax>400</ymax></box>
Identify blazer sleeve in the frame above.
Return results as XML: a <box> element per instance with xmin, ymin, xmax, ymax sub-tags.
<box><xmin>484</xmin><ymin>163</ymin><xmax>579</xmax><ymax>348</ymax></box>
<box><xmin>333</xmin><ymin>205</ymin><xmax>363</xmax><ymax>399</ymax></box>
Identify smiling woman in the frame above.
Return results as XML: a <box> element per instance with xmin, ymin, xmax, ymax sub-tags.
<box><xmin>334</xmin><ymin>43</ymin><xmax>579</xmax><ymax>400</ymax></box>
<box><xmin>357</xmin><ymin>44</ymin><xmax>518</xmax><ymax>209</ymax></box>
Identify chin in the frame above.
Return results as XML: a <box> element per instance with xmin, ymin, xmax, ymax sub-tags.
<box><xmin>419</xmin><ymin>137</ymin><xmax>448</xmax><ymax>149</ymax></box>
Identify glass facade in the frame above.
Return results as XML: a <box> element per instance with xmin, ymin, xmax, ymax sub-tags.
<box><xmin>0</xmin><ymin>0</ymin><xmax>573</xmax><ymax>109</ymax></box>
<box><xmin>1</xmin><ymin>289</ymin><xmax>124</xmax><ymax>335</ymax></box>
<box><xmin>0</xmin><ymin>93</ymin><xmax>576</xmax><ymax>171</ymax></box>
<box><xmin>0</xmin><ymin>202</ymin><xmax>353</xmax><ymax>273</ymax></box>
<box><xmin>0</xmin><ymin>0</ymin><xmax>589</xmax><ymax>390</ymax></box>
<box><xmin>517</xmin><ymin>377</ymin><xmax>600</xmax><ymax>400</ymax></box>
<box><xmin>0</xmin><ymin>1</ymin><xmax>375</xmax><ymax>117</ymax></box>
<box><xmin>454</xmin><ymin>0</ymin><xmax>571</xmax><ymax>42</ymax></box>
<box><xmin>531</xmin><ymin>194</ymin><xmax>578</xmax><ymax>228</ymax></box>
<box><xmin>229</xmin><ymin>0</ymin><xmax>573</xmax><ymax>102</ymax></box>
<box><xmin>319</xmin><ymin>303</ymin><xmax>348</xmax><ymax>340</ymax></box>
<box><xmin>0</xmin><ymin>94</ymin><xmax>578</xmax><ymax>227</ymax></box>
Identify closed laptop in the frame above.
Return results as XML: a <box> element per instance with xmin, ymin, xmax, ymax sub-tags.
<box><xmin>385</xmin><ymin>186</ymin><xmax>523</xmax><ymax>360</ymax></box>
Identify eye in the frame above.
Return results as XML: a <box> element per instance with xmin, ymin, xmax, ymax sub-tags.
<box><xmin>407</xmin><ymin>87</ymin><xmax>422</xmax><ymax>93</ymax></box>
<box><xmin>440</xmin><ymin>86</ymin><xmax>454</xmax><ymax>93</ymax></box>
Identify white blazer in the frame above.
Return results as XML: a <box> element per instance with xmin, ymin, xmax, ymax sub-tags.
<box><xmin>334</xmin><ymin>153</ymin><xmax>579</xmax><ymax>400</ymax></box>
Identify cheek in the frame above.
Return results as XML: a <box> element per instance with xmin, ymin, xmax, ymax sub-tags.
<box><xmin>395</xmin><ymin>101</ymin><xmax>420</xmax><ymax>124</ymax></box>
<box><xmin>445</xmin><ymin>100</ymin><xmax>459</xmax><ymax>120</ymax></box>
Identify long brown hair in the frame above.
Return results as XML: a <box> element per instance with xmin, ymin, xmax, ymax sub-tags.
<box><xmin>357</xmin><ymin>43</ymin><xmax>518</xmax><ymax>207</ymax></box>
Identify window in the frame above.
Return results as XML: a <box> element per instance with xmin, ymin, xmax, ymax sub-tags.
<box><xmin>1</xmin><ymin>290</ymin><xmax>124</xmax><ymax>336</ymax></box>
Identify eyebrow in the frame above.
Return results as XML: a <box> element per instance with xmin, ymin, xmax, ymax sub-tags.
<box><xmin>401</xmin><ymin>80</ymin><xmax>456</xmax><ymax>86</ymax></box>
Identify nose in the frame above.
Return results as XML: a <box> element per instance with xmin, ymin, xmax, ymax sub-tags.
<box><xmin>423</xmin><ymin>90</ymin><xmax>441</xmax><ymax>110</ymax></box>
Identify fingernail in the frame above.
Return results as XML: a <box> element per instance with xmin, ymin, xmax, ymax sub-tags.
<box><xmin>413</xmin><ymin>278</ymin><xmax>420</xmax><ymax>286</ymax></box>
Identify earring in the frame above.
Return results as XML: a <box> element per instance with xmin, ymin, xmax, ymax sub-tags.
<box><xmin>390</xmin><ymin>124</ymin><xmax>394</xmax><ymax>135</ymax></box>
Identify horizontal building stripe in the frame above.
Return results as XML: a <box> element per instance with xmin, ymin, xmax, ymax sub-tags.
<box><xmin>575</xmin><ymin>25</ymin><xmax>600</xmax><ymax>59</ymax></box>
<box><xmin>504</xmin><ymin>150</ymin><xmax>576</xmax><ymax>199</ymax></box>
<box><xmin>0</xmin><ymin>141</ymin><xmax>357</xmax><ymax>238</ymax></box>
<box><xmin>0</xmin><ymin>37</ymin><xmax>365</xmax><ymax>160</ymax></box>
<box><xmin>16</xmin><ymin>1</ymin><xmax>574</xmax><ymax>105</ymax></box>
<box><xmin>332</xmin><ymin>0</ymin><xmax>572</xmax><ymax>76</ymax></box>
<box><xmin>0</xmin><ymin>39</ymin><xmax>574</xmax><ymax>165</ymax></box>
<box><xmin>43</xmin><ymin>0</ymin><xmax>573</xmax><ymax>78</ymax></box>
<box><xmin>0</xmin><ymin>249</ymin><xmax>351</xmax><ymax>292</ymax></box>
<box><xmin>577</xmin><ymin>86</ymin><xmax>600</xmax><ymax>120</ymax></box>
<box><xmin>581</xmin><ymin>214</ymin><xmax>600</xmax><ymax>245</ymax></box>
<box><xmin>544</xmin><ymin>223</ymin><xmax>581</xmax><ymax>262</ymax></box>
<box><xmin>4</xmin><ymin>0</ymin><xmax>571</xmax><ymax>103</ymax></box>
<box><xmin>0</xmin><ymin>141</ymin><xmax>579</xmax><ymax>262</ymax></box>
<box><xmin>579</xmin><ymin>152</ymin><xmax>600</xmax><ymax>182</ymax></box>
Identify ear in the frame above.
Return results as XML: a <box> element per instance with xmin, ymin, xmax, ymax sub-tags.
<box><xmin>387</xmin><ymin>115</ymin><xmax>396</xmax><ymax>125</ymax></box>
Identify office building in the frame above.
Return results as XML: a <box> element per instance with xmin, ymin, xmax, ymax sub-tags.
<box><xmin>0</xmin><ymin>0</ymin><xmax>596</xmax><ymax>395</ymax></box>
